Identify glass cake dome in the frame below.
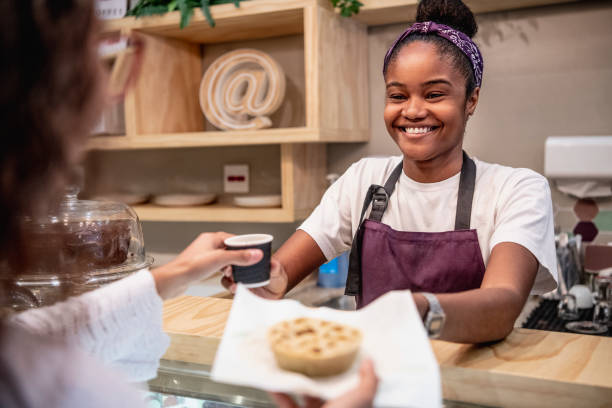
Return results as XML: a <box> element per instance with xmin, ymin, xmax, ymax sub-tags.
<box><xmin>0</xmin><ymin>187</ymin><xmax>153</xmax><ymax>312</ymax></box>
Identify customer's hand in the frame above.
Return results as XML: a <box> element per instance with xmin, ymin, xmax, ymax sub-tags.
<box><xmin>150</xmin><ymin>232</ymin><xmax>263</xmax><ymax>300</ymax></box>
<box><xmin>221</xmin><ymin>258</ymin><xmax>288</xmax><ymax>300</ymax></box>
<box><xmin>269</xmin><ymin>359</ymin><xmax>378</xmax><ymax>408</ymax></box>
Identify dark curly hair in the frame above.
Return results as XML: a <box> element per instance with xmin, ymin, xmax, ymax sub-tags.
<box><xmin>0</xmin><ymin>1</ymin><xmax>104</xmax><ymax>272</ymax></box>
<box><xmin>384</xmin><ymin>0</ymin><xmax>479</xmax><ymax>100</ymax></box>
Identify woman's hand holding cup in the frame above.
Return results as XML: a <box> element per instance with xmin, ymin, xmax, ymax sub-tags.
<box><xmin>150</xmin><ymin>231</ymin><xmax>264</xmax><ymax>300</ymax></box>
<box><xmin>221</xmin><ymin>234</ymin><xmax>287</xmax><ymax>299</ymax></box>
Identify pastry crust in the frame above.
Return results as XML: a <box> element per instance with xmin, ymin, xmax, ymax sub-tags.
<box><xmin>268</xmin><ymin>317</ymin><xmax>362</xmax><ymax>377</ymax></box>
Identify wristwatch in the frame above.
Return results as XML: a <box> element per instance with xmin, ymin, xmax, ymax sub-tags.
<box><xmin>422</xmin><ymin>293</ymin><xmax>445</xmax><ymax>339</ymax></box>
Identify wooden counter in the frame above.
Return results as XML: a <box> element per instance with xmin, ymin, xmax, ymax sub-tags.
<box><xmin>162</xmin><ymin>295</ymin><xmax>612</xmax><ymax>408</ymax></box>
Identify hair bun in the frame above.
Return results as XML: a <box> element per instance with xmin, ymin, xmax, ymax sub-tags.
<box><xmin>416</xmin><ymin>0</ymin><xmax>478</xmax><ymax>38</ymax></box>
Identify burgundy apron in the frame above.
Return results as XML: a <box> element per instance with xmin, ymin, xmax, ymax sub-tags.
<box><xmin>345</xmin><ymin>151</ymin><xmax>486</xmax><ymax>308</ymax></box>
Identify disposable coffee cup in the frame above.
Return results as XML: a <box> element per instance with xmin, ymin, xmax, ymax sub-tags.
<box><xmin>224</xmin><ymin>234</ymin><xmax>273</xmax><ymax>288</ymax></box>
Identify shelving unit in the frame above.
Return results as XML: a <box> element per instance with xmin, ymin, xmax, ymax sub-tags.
<box><xmin>103</xmin><ymin>0</ymin><xmax>306</xmax><ymax>43</ymax></box>
<box><xmin>93</xmin><ymin>0</ymin><xmax>368</xmax><ymax>141</ymax></box>
<box><xmin>89</xmin><ymin>0</ymin><xmax>368</xmax><ymax>223</ymax></box>
<box><xmin>123</xmin><ymin>143</ymin><xmax>324</xmax><ymax>222</ymax></box>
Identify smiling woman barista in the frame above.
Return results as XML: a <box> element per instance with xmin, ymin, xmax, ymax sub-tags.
<box><xmin>223</xmin><ymin>0</ymin><xmax>558</xmax><ymax>344</ymax></box>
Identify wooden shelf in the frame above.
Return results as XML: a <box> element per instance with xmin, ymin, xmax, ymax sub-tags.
<box><xmin>132</xmin><ymin>203</ymin><xmax>296</xmax><ymax>223</ymax></box>
<box><xmin>104</xmin><ymin>0</ymin><xmax>369</xmax><ymax>144</ymax></box>
<box><xmin>353</xmin><ymin>0</ymin><xmax>579</xmax><ymax>26</ymax></box>
<box><xmin>104</xmin><ymin>0</ymin><xmax>307</xmax><ymax>43</ymax></box>
<box><xmin>88</xmin><ymin>127</ymin><xmax>368</xmax><ymax>150</ymax></box>
<box><xmin>121</xmin><ymin>144</ymin><xmax>324</xmax><ymax>223</ymax></box>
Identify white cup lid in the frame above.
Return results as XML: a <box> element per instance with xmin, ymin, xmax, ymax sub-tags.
<box><xmin>224</xmin><ymin>234</ymin><xmax>273</xmax><ymax>247</ymax></box>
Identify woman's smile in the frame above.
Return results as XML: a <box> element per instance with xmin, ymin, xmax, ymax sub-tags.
<box><xmin>395</xmin><ymin>125</ymin><xmax>441</xmax><ymax>139</ymax></box>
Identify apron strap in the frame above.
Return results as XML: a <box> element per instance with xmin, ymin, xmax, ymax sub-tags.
<box><xmin>454</xmin><ymin>151</ymin><xmax>477</xmax><ymax>230</ymax></box>
<box><xmin>345</xmin><ymin>161</ymin><xmax>403</xmax><ymax>295</ymax></box>
<box><xmin>345</xmin><ymin>226</ymin><xmax>364</xmax><ymax>295</ymax></box>
<box><xmin>364</xmin><ymin>162</ymin><xmax>404</xmax><ymax>223</ymax></box>
<box><xmin>383</xmin><ymin>161</ymin><xmax>405</xmax><ymax>196</ymax></box>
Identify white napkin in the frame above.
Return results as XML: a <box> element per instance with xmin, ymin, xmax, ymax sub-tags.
<box><xmin>211</xmin><ymin>285</ymin><xmax>441</xmax><ymax>408</ymax></box>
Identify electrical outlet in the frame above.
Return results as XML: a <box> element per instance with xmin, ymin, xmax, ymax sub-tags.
<box><xmin>224</xmin><ymin>164</ymin><xmax>249</xmax><ymax>193</ymax></box>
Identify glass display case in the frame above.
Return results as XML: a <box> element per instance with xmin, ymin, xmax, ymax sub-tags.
<box><xmin>147</xmin><ymin>360</ymin><xmax>277</xmax><ymax>408</ymax></box>
<box><xmin>145</xmin><ymin>359</ymin><xmax>492</xmax><ymax>408</ymax></box>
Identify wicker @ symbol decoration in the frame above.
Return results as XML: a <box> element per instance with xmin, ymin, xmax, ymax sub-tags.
<box><xmin>199</xmin><ymin>49</ymin><xmax>286</xmax><ymax>130</ymax></box>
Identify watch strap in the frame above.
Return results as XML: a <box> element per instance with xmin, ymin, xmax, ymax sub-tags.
<box><xmin>422</xmin><ymin>292</ymin><xmax>445</xmax><ymax>339</ymax></box>
<box><xmin>422</xmin><ymin>292</ymin><xmax>442</xmax><ymax>315</ymax></box>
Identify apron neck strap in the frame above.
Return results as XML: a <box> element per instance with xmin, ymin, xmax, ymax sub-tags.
<box><xmin>360</xmin><ymin>151</ymin><xmax>477</xmax><ymax>228</ymax></box>
<box><xmin>455</xmin><ymin>151</ymin><xmax>476</xmax><ymax>230</ymax></box>
<box><xmin>366</xmin><ymin>163</ymin><xmax>404</xmax><ymax>222</ymax></box>
<box><xmin>383</xmin><ymin>162</ymin><xmax>404</xmax><ymax>196</ymax></box>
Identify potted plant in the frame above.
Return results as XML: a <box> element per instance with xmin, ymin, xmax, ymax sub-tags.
<box><xmin>127</xmin><ymin>0</ymin><xmax>363</xmax><ymax>28</ymax></box>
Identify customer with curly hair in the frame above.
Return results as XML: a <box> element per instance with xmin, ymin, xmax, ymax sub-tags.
<box><xmin>0</xmin><ymin>1</ymin><xmax>262</xmax><ymax>406</ymax></box>
<box><xmin>0</xmin><ymin>1</ymin><xmax>377</xmax><ymax>407</ymax></box>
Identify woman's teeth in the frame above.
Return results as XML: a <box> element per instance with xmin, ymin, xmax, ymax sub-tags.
<box><xmin>400</xmin><ymin>126</ymin><xmax>435</xmax><ymax>134</ymax></box>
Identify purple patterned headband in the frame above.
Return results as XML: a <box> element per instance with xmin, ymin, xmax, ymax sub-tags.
<box><xmin>383</xmin><ymin>21</ymin><xmax>483</xmax><ymax>88</ymax></box>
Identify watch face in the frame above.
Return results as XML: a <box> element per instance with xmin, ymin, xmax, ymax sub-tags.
<box><xmin>429</xmin><ymin>316</ymin><xmax>444</xmax><ymax>333</ymax></box>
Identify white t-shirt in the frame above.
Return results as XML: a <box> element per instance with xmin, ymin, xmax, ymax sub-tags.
<box><xmin>299</xmin><ymin>156</ymin><xmax>558</xmax><ymax>294</ymax></box>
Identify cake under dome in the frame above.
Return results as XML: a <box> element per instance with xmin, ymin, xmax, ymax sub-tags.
<box><xmin>0</xmin><ymin>187</ymin><xmax>153</xmax><ymax>312</ymax></box>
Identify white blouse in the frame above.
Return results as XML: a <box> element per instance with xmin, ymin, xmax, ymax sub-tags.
<box><xmin>0</xmin><ymin>269</ymin><xmax>169</xmax><ymax>407</ymax></box>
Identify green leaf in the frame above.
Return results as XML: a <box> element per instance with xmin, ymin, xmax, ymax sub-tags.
<box><xmin>177</xmin><ymin>0</ymin><xmax>193</xmax><ymax>28</ymax></box>
<box><xmin>128</xmin><ymin>0</ymin><xmax>246</xmax><ymax>27</ymax></box>
<box><xmin>330</xmin><ymin>0</ymin><xmax>361</xmax><ymax>17</ymax></box>
<box><xmin>201</xmin><ymin>0</ymin><xmax>216</xmax><ymax>27</ymax></box>
<box><xmin>134</xmin><ymin>5</ymin><xmax>168</xmax><ymax>17</ymax></box>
